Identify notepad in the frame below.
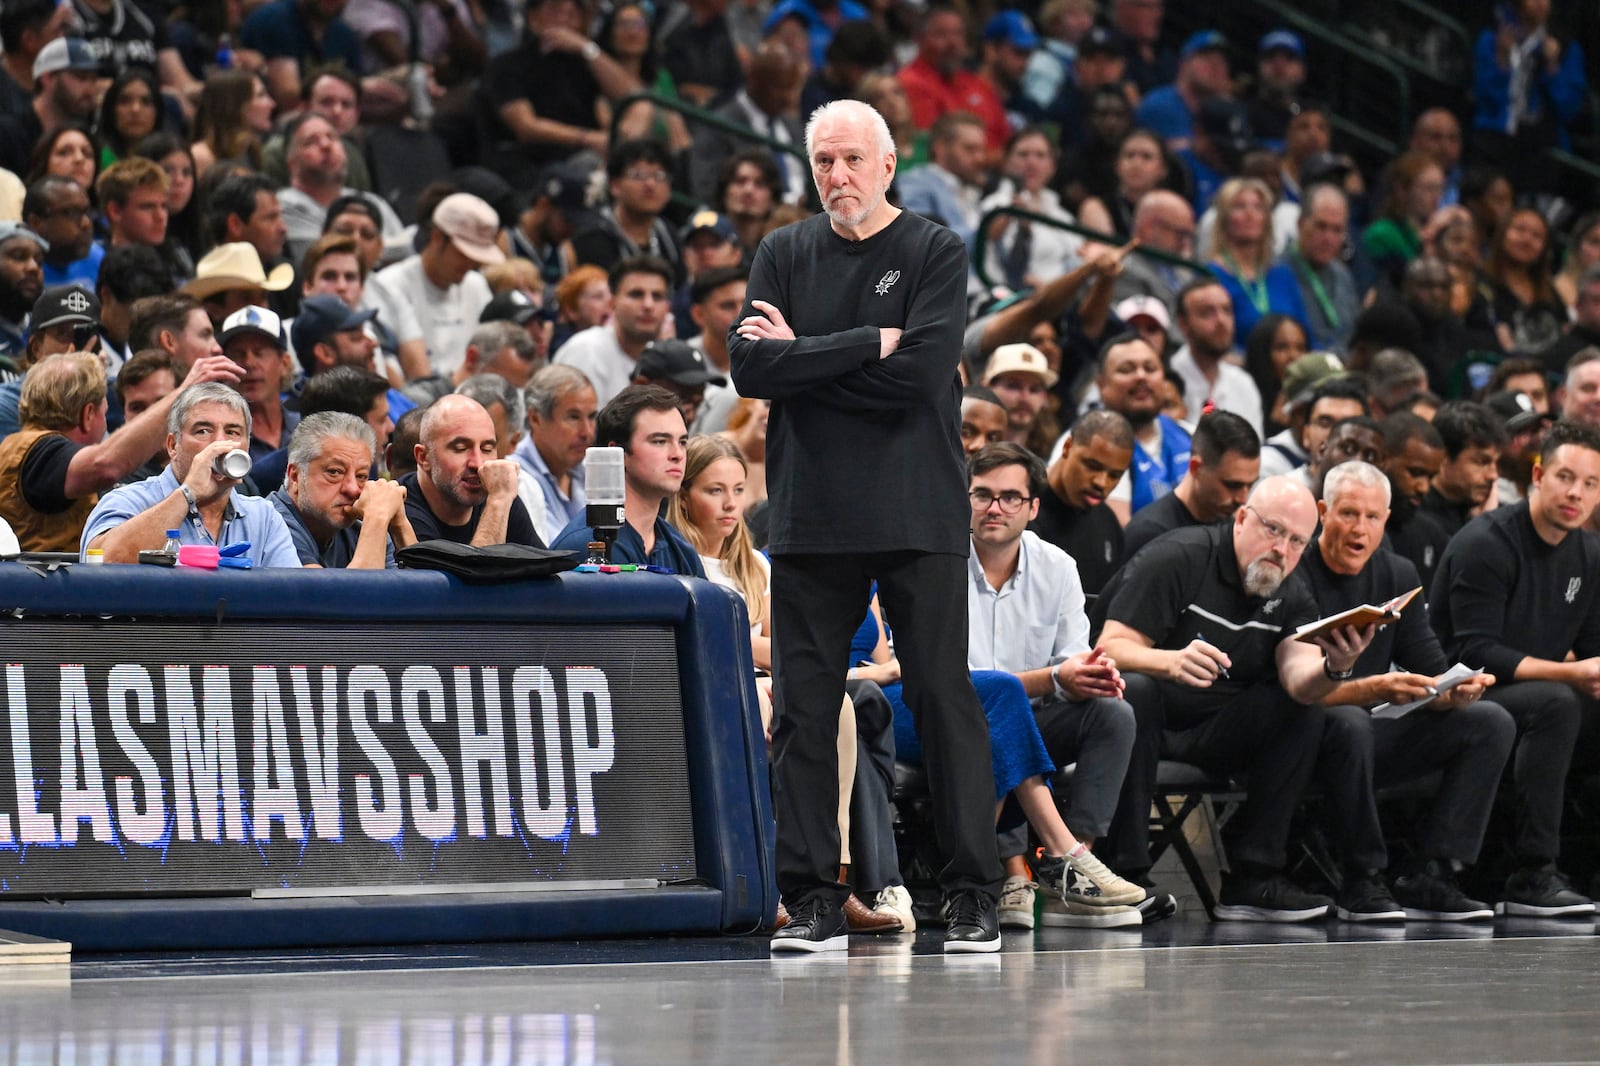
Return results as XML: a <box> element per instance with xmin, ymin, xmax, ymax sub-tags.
<box><xmin>1293</xmin><ymin>586</ymin><xmax>1421</xmax><ymax>643</ymax></box>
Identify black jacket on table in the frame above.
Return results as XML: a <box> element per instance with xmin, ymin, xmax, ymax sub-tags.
<box><xmin>728</xmin><ymin>210</ymin><xmax>969</xmax><ymax>557</ymax></box>
<box><xmin>1429</xmin><ymin>499</ymin><xmax>1600</xmax><ymax>683</ymax></box>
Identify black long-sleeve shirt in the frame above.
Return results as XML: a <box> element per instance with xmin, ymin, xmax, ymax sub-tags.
<box><xmin>1298</xmin><ymin>542</ymin><xmax>1447</xmax><ymax>681</ymax></box>
<box><xmin>1030</xmin><ymin>489</ymin><xmax>1123</xmax><ymax>596</ymax></box>
<box><xmin>1429</xmin><ymin>499</ymin><xmax>1600</xmax><ymax>682</ymax></box>
<box><xmin>728</xmin><ymin>211</ymin><xmax>969</xmax><ymax>556</ymax></box>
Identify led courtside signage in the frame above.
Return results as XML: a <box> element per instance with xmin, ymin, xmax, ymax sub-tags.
<box><xmin>0</xmin><ymin>621</ymin><xmax>697</xmax><ymax>896</ymax></box>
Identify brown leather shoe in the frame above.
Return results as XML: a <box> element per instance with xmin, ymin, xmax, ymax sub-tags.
<box><xmin>773</xmin><ymin>901</ymin><xmax>789</xmax><ymax>930</ymax></box>
<box><xmin>844</xmin><ymin>893</ymin><xmax>903</xmax><ymax>934</ymax></box>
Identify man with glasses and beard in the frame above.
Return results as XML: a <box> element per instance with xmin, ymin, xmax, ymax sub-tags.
<box><xmin>1094</xmin><ymin>476</ymin><xmax>1382</xmax><ymax>921</ymax></box>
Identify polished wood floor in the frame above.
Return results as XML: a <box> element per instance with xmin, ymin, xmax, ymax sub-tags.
<box><xmin>4</xmin><ymin>914</ymin><xmax>1598</xmax><ymax>1065</ymax></box>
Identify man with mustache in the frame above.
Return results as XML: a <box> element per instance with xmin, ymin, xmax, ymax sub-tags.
<box><xmin>1094</xmin><ymin>476</ymin><xmax>1381</xmax><ymax>920</ymax></box>
<box><xmin>1031</xmin><ymin>408</ymin><xmax>1133</xmax><ymax>597</ymax></box>
<box><xmin>1094</xmin><ymin>331</ymin><xmax>1190</xmax><ymax>525</ymax></box>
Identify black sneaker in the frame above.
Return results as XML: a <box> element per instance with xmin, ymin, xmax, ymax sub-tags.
<box><xmin>1392</xmin><ymin>863</ymin><xmax>1493</xmax><ymax>922</ymax></box>
<box><xmin>1334</xmin><ymin>873</ymin><xmax>1406</xmax><ymax>923</ymax></box>
<box><xmin>770</xmin><ymin>897</ymin><xmax>848</xmax><ymax>953</ymax></box>
<box><xmin>1137</xmin><ymin>890</ymin><xmax>1178</xmax><ymax>924</ymax></box>
<box><xmin>941</xmin><ymin>889</ymin><xmax>1002</xmax><ymax>953</ymax></box>
<box><xmin>1214</xmin><ymin>872</ymin><xmax>1332</xmax><ymax>922</ymax></box>
<box><xmin>1496</xmin><ymin>866</ymin><xmax>1596</xmax><ymax>918</ymax></box>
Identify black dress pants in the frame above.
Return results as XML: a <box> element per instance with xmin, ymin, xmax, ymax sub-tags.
<box><xmin>770</xmin><ymin>550</ymin><xmax>1003</xmax><ymax>906</ymax></box>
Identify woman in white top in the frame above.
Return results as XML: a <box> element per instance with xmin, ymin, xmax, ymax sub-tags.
<box><xmin>981</xmin><ymin>126</ymin><xmax>1084</xmax><ymax>291</ymax></box>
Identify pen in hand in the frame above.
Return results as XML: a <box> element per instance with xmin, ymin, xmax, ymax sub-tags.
<box><xmin>1197</xmin><ymin>634</ymin><xmax>1229</xmax><ymax>679</ymax></box>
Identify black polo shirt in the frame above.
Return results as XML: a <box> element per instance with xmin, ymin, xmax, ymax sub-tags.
<box><xmin>1030</xmin><ymin>488</ymin><xmax>1123</xmax><ymax>596</ymax></box>
<box><xmin>1122</xmin><ymin>490</ymin><xmax>1206</xmax><ymax>559</ymax></box>
<box><xmin>1099</xmin><ymin>523</ymin><xmax>1318</xmax><ymax>692</ymax></box>
<box><xmin>1298</xmin><ymin>541</ymin><xmax>1446</xmax><ymax>681</ymax></box>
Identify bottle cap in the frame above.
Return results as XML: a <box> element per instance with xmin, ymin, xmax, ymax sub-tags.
<box><xmin>165</xmin><ymin>529</ymin><xmax>180</xmax><ymax>538</ymax></box>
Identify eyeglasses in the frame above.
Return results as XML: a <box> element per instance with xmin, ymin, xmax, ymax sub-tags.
<box><xmin>623</xmin><ymin>168</ymin><xmax>670</xmax><ymax>184</ymax></box>
<box><xmin>969</xmin><ymin>489</ymin><xmax>1032</xmax><ymax>514</ymax></box>
<box><xmin>1244</xmin><ymin>505</ymin><xmax>1310</xmax><ymax>552</ymax></box>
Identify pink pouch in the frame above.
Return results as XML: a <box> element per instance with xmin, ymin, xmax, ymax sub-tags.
<box><xmin>176</xmin><ymin>545</ymin><xmax>220</xmax><ymax>569</ymax></box>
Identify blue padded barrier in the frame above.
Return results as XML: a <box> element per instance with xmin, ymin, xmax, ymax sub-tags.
<box><xmin>0</xmin><ymin>563</ymin><xmax>775</xmax><ymax>949</ymax></box>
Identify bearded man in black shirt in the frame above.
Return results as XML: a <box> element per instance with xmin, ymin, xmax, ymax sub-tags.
<box><xmin>1096</xmin><ymin>476</ymin><xmax>1382</xmax><ymax>921</ymax></box>
<box><xmin>1430</xmin><ymin>420</ymin><xmax>1600</xmax><ymax>917</ymax></box>
<box><xmin>730</xmin><ymin>99</ymin><xmax>1004</xmax><ymax>953</ymax></box>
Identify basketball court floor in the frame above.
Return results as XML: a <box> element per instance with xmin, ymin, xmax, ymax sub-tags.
<box><xmin>5</xmin><ymin>916</ymin><xmax>1597</xmax><ymax>1065</ymax></box>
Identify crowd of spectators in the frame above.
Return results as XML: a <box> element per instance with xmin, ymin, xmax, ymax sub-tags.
<box><xmin>0</xmin><ymin>0</ymin><xmax>1594</xmax><ymax>930</ymax></box>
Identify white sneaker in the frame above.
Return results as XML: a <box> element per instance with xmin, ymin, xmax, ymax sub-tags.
<box><xmin>1040</xmin><ymin>897</ymin><xmax>1142</xmax><ymax>928</ymax></box>
<box><xmin>1062</xmin><ymin>849</ymin><xmax>1147</xmax><ymax>907</ymax></box>
<box><xmin>873</xmin><ymin>884</ymin><xmax>916</xmax><ymax>933</ymax></box>
<box><xmin>998</xmin><ymin>874</ymin><xmax>1037</xmax><ymax>929</ymax></box>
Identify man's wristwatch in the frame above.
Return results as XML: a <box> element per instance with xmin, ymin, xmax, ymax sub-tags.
<box><xmin>178</xmin><ymin>484</ymin><xmax>198</xmax><ymax>513</ymax></box>
<box><xmin>1323</xmin><ymin>656</ymin><xmax>1355</xmax><ymax>682</ymax></box>
<box><xmin>1051</xmin><ymin>663</ymin><xmax>1071</xmax><ymax>702</ymax></box>
<box><xmin>581</xmin><ymin>40</ymin><xmax>601</xmax><ymax>62</ymax></box>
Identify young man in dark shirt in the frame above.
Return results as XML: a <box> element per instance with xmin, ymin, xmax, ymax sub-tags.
<box><xmin>401</xmin><ymin>394</ymin><xmax>542</xmax><ymax>548</ymax></box>
<box><xmin>1123</xmin><ymin>410</ymin><xmax>1259</xmax><ymax>559</ymax></box>
<box><xmin>1421</xmin><ymin>400</ymin><xmax>1505</xmax><ymax>537</ymax></box>
<box><xmin>1430</xmin><ymin>420</ymin><xmax>1600</xmax><ymax>917</ymax></box>
<box><xmin>1096</xmin><ymin>476</ymin><xmax>1381</xmax><ymax>921</ymax></box>
<box><xmin>730</xmin><ymin>99</ymin><xmax>1004</xmax><ymax>953</ymax></box>
<box><xmin>550</xmin><ymin>384</ymin><xmax>704</xmax><ymax>576</ymax></box>
<box><xmin>1299</xmin><ymin>460</ymin><xmax>1513</xmax><ymax>920</ymax></box>
<box><xmin>958</xmin><ymin>385</ymin><xmax>1007</xmax><ymax>457</ymax></box>
<box><xmin>1031</xmin><ymin>409</ymin><xmax>1133</xmax><ymax>597</ymax></box>
<box><xmin>1381</xmin><ymin>412</ymin><xmax>1450</xmax><ymax>594</ymax></box>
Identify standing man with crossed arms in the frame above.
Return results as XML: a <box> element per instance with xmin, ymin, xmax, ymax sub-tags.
<box><xmin>730</xmin><ymin>99</ymin><xmax>1005</xmax><ymax>953</ymax></box>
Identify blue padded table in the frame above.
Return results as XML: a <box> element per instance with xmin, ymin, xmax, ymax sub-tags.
<box><xmin>0</xmin><ymin>564</ymin><xmax>774</xmax><ymax>950</ymax></box>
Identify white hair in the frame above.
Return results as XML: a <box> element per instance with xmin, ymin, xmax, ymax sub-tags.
<box><xmin>1322</xmin><ymin>460</ymin><xmax>1392</xmax><ymax>508</ymax></box>
<box><xmin>804</xmin><ymin>99</ymin><xmax>895</xmax><ymax>161</ymax></box>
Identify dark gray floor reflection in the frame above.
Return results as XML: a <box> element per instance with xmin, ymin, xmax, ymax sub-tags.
<box><xmin>3</xmin><ymin>935</ymin><xmax>1600</xmax><ymax>1065</ymax></box>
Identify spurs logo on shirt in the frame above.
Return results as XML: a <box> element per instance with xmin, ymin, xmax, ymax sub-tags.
<box><xmin>874</xmin><ymin>270</ymin><xmax>901</xmax><ymax>295</ymax></box>
<box><xmin>1262</xmin><ymin>599</ymin><xmax>1281</xmax><ymax>615</ymax></box>
<box><xmin>1567</xmin><ymin>577</ymin><xmax>1582</xmax><ymax>604</ymax></box>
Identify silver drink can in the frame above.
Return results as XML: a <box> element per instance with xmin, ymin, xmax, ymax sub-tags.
<box><xmin>213</xmin><ymin>449</ymin><xmax>252</xmax><ymax>479</ymax></box>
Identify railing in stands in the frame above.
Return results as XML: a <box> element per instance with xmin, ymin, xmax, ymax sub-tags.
<box><xmin>1163</xmin><ymin>0</ymin><xmax>1412</xmax><ymax>172</ymax></box>
<box><xmin>610</xmin><ymin>91</ymin><xmax>817</xmax><ymax>210</ymax></box>
<box><xmin>971</xmin><ymin>205</ymin><xmax>1210</xmax><ymax>292</ymax></box>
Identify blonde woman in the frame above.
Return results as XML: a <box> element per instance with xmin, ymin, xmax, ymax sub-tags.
<box><xmin>1205</xmin><ymin>176</ymin><xmax>1309</xmax><ymax>348</ymax></box>
<box><xmin>668</xmin><ymin>436</ymin><xmax>909</xmax><ymax>935</ymax></box>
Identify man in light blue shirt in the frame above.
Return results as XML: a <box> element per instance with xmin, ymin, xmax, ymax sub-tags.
<box><xmin>514</xmin><ymin>364</ymin><xmax>595</xmax><ymax>546</ymax></box>
<box><xmin>81</xmin><ymin>382</ymin><xmax>300</xmax><ymax>567</ymax></box>
<box><xmin>967</xmin><ymin>442</ymin><xmax>1155</xmax><ymax>922</ymax></box>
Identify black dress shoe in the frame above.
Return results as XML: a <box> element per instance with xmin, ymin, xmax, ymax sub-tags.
<box><xmin>941</xmin><ymin>889</ymin><xmax>1001</xmax><ymax>953</ymax></box>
